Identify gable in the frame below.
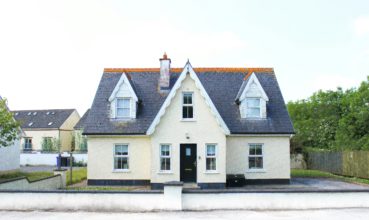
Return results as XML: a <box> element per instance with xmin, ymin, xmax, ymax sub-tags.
<box><xmin>239</xmin><ymin>73</ymin><xmax>269</xmax><ymax>101</ymax></box>
<box><xmin>146</xmin><ymin>63</ymin><xmax>230</xmax><ymax>135</ymax></box>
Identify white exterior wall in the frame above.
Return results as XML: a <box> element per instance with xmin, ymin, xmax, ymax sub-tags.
<box><xmin>150</xmin><ymin>75</ymin><xmax>226</xmax><ymax>184</ymax></box>
<box><xmin>21</xmin><ymin>130</ymin><xmax>59</xmax><ymax>151</ymax></box>
<box><xmin>0</xmin><ymin>139</ymin><xmax>20</xmax><ymax>172</ymax></box>
<box><xmin>226</xmin><ymin>136</ymin><xmax>290</xmax><ymax>179</ymax></box>
<box><xmin>87</xmin><ymin>136</ymin><xmax>151</xmax><ymax>180</ymax></box>
<box><xmin>20</xmin><ymin>152</ymin><xmax>87</xmax><ymax>166</ymax></box>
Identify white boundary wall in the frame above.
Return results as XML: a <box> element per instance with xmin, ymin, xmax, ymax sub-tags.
<box><xmin>20</xmin><ymin>152</ymin><xmax>87</xmax><ymax>166</ymax></box>
<box><xmin>0</xmin><ymin>190</ymin><xmax>369</xmax><ymax>211</ymax></box>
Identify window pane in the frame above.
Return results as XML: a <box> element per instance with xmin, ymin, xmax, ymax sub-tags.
<box><xmin>249</xmin><ymin>157</ymin><xmax>256</xmax><ymax>169</ymax></box>
<box><xmin>255</xmin><ymin>157</ymin><xmax>263</xmax><ymax>168</ymax></box>
<box><xmin>249</xmin><ymin>145</ymin><xmax>256</xmax><ymax>155</ymax></box>
<box><xmin>115</xmin><ymin>145</ymin><xmax>128</xmax><ymax>155</ymax></box>
<box><xmin>255</xmin><ymin>145</ymin><xmax>262</xmax><ymax>155</ymax></box>
<box><xmin>206</xmin><ymin>158</ymin><xmax>216</xmax><ymax>170</ymax></box>
<box><xmin>117</xmin><ymin>99</ymin><xmax>130</xmax><ymax>108</ymax></box>
<box><xmin>117</xmin><ymin>108</ymin><xmax>130</xmax><ymax>117</ymax></box>
<box><xmin>115</xmin><ymin>157</ymin><xmax>129</xmax><ymax>169</ymax></box>
<box><xmin>246</xmin><ymin>107</ymin><xmax>260</xmax><ymax>118</ymax></box>
<box><xmin>247</xmin><ymin>98</ymin><xmax>260</xmax><ymax>107</ymax></box>
<box><xmin>183</xmin><ymin>106</ymin><xmax>194</xmax><ymax>119</ymax></box>
<box><xmin>183</xmin><ymin>93</ymin><xmax>192</xmax><ymax>104</ymax></box>
<box><xmin>161</xmin><ymin>145</ymin><xmax>170</xmax><ymax>156</ymax></box>
<box><xmin>207</xmin><ymin>145</ymin><xmax>216</xmax><ymax>156</ymax></box>
<box><xmin>160</xmin><ymin>158</ymin><xmax>171</xmax><ymax>170</ymax></box>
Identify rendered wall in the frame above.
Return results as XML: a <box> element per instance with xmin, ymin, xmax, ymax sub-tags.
<box><xmin>21</xmin><ymin>130</ymin><xmax>59</xmax><ymax>151</ymax></box>
<box><xmin>87</xmin><ymin>136</ymin><xmax>151</xmax><ymax>180</ymax></box>
<box><xmin>0</xmin><ymin>139</ymin><xmax>20</xmax><ymax>172</ymax></box>
<box><xmin>150</xmin><ymin>75</ymin><xmax>227</xmax><ymax>184</ymax></box>
<box><xmin>226</xmin><ymin>136</ymin><xmax>290</xmax><ymax>179</ymax></box>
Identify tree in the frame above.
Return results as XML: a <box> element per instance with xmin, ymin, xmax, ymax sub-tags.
<box><xmin>0</xmin><ymin>97</ymin><xmax>20</xmax><ymax>147</ymax></box>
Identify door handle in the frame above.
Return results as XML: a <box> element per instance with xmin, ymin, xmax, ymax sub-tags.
<box><xmin>185</xmin><ymin>168</ymin><xmax>192</xmax><ymax>171</ymax></box>
<box><xmin>193</xmin><ymin>161</ymin><xmax>197</xmax><ymax>167</ymax></box>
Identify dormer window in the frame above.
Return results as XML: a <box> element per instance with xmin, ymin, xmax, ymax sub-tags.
<box><xmin>116</xmin><ymin>98</ymin><xmax>131</xmax><ymax>118</ymax></box>
<box><xmin>246</xmin><ymin>98</ymin><xmax>261</xmax><ymax>118</ymax></box>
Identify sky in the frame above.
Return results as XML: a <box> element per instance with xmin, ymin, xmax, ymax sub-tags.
<box><xmin>0</xmin><ymin>0</ymin><xmax>368</xmax><ymax>115</ymax></box>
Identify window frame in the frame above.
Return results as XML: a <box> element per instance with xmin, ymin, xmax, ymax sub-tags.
<box><xmin>182</xmin><ymin>92</ymin><xmax>194</xmax><ymax>120</ymax></box>
<box><xmin>205</xmin><ymin>144</ymin><xmax>217</xmax><ymax>172</ymax></box>
<box><xmin>116</xmin><ymin>98</ymin><xmax>131</xmax><ymax>118</ymax></box>
<box><xmin>159</xmin><ymin>144</ymin><xmax>172</xmax><ymax>172</ymax></box>
<box><xmin>247</xmin><ymin>143</ymin><xmax>264</xmax><ymax>171</ymax></box>
<box><xmin>113</xmin><ymin>144</ymin><xmax>130</xmax><ymax>171</ymax></box>
<box><xmin>23</xmin><ymin>137</ymin><xmax>32</xmax><ymax>151</ymax></box>
<box><xmin>245</xmin><ymin>98</ymin><xmax>261</xmax><ymax>118</ymax></box>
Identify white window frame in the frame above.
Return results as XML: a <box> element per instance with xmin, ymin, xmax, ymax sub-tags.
<box><xmin>113</xmin><ymin>144</ymin><xmax>129</xmax><ymax>171</ymax></box>
<box><xmin>182</xmin><ymin>92</ymin><xmax>194</xmax><ymax>120</ymax></box>
<box><xmin>205</xmin><ymin>144</ymin><xmax>217</xmax><ymax>172</ymax></box>
<box><xmin>247</xmin><ymin>143</ymin><xmax>265</xmax><ymax>171</ymax></box>
<box><xmin>116</xmin><ymin>98</ymin><xmax>131</xmax><ymax>118</ymax></box>
<box><xmin>246</xmin><ymin>98</ymin><xmax>261</xmax><ymax>118</ymax></box>
<box><xmin>159</xmin><ymin>144</ymin><xmax>172</xmax><ymax>172</ymax></box>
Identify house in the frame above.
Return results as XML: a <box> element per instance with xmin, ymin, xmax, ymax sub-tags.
<box><xmin>0</xmin><ymin>97</ymin><xmax>23</xmax><ymax>172</ymax></box>
<box><xmin>12</xmin><ymin>109</ymin><xmax>80</xmax><ymax>153</ymax></box>
<box><xmin>83</xmin><ymin>54</ymin><xmax>294</xmax><ymax>189</ymax></box>
<box><xmin>73</xmin><ymin>109</ymin><xmax>89</xmax><ymax>152</ymax></box>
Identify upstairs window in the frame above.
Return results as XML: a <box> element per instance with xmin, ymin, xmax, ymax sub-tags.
<box><xmin>182</xmin><ymin>92</ymin><xmax>193</xmax><ymax>119</ymax></box>
<box><xmin>116</xmin><ymin>98</ymin><xmax>131</xmax><ymax>118</ymax></box>
<box><xmin>114</xmin><ymin>144</ymin><xmax>129</xmax><ymax>170</ymax></box>
<box><xmin>248</xmin><ymin>144</ymin><xmax>263</xmax><ymax>169</ymax></box>
<box><xmin>246</xmin><ymin>98</ymin><xmax>261</xmax><ymax>118</ymax></box>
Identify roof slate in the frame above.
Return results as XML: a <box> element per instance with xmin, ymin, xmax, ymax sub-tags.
<box><xmin>12</xmin><ymin>109</ymin><xmax>75</xmax><ymax>129</ymax></box>
<box><xmin>83</xmin><ymin>68</ymin><xmax>294</xmax><ymax>135</ymax></box>
<box><xmin>74</xmin><ymin>109</ymin><xmax>90</xmax><ymax>130</ymax></box>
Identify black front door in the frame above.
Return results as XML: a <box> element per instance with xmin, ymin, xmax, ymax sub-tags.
<box><xmin>180</xmin><ymin>144</ymin><xmax>197</xmax><ymax>182</ymax></box>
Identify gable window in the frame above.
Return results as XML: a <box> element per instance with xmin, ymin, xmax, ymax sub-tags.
<box><xmin>116</xmin><ymin>98</ymin><xmax>131</xmax><ymax>118</ymax></box>
<box><xmin>182</xmin><ymin>92</ymin><xmax>193</xmax><ymax>119</ymax></box>
<box><xmin>248</xmin><ymin>144</ymin><xmax>263</xmax><ymax>169</ymax></box>
<box><xmin>160</xmin><ymin>144</ymin><xmax>171</xmax><ymax>171</ymax></box>
<box><xmin>206</xmin><ymin>144</ymin><xmax>217</xmax><ymax>171</ymax></box>
<box><xmin>114</xmin><ymin>144</ymin><xmax>129</xmax><ymax>170</ymax></box>
<box><xmin>246</xmin><ymin>98</ymin><xmax>261</xmax><ymax>118</ymax></box>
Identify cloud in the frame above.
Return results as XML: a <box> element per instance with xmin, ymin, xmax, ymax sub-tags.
<box><xmin>354</xmin><ymin>16</ymin><xmax>369</xmax><ymax>37</ymax></box>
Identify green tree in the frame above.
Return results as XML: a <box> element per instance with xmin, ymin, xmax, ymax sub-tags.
<box><xmin>0</xmin><ymin>98</ymin><xmax>20</xmax><ymax>147</ymax></box>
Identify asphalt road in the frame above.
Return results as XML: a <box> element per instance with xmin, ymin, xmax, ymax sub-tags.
<box><xmin>1</xmin><ymin>209</ymin><xmax>369</xmax><ymax>220</ymax></box>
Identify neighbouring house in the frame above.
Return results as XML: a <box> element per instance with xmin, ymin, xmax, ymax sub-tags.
<box><xmin>12</xmin><ymin>109</ymin><xmax>80</xmax><ymax>153</ymax></box>
<box><xmin>83</xmin><ymin>54</ymin><xmax>294</xmax><ymax>189</ymax></box>
<box><xmin>0</xmin><ymin>97</ymin><xmax>23</xmax><ymax>172</ymax></box>
<box><xmin>73</xmin><ymin>109</ymin><xmax>89</xmax><ymax>152</ymax></box>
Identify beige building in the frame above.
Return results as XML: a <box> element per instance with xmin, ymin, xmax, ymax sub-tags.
<box><xmin>13</xmin><ymin>109</ymin><xmax>80</xmax><ymax>152</ymax></box>
<box><xmin>84</xmin><ymin>54</ymin><xmax>294</xmax><ymax>189</ymax></box>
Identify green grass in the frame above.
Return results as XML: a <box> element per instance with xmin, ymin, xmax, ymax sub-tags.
<box><xmin>67</xmin><ymin>186</ymin><xmax>147</xmax><ymax>191</ymax></box>
<box><xmin>292</xmin><ymin>169</ymin><xmax>369</xmax><ymax>185</ymax></box>
<box><xmin>0</xmin><ymin>171</ymin><xmax>53</xmax><ymax>182</ymax></box>
<box><xmin>66</xmin><ymin>167</ymin><xmax>87</xmax><ymax>185</ymax></box>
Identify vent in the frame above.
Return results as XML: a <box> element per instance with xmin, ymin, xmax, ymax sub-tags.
<box><xmin>14</xmin><ymin>112</ymin><xmax>19</xmax><ymax>116</ymax></box>
<box><xmin>51</xmin><ymin>112</ymin><xmax>55</xmax><ymax>115</ymax></box>
<box><xmin>27</xmin><ymin>112</ymin><xmax>32</xmax><ymax>116</ymax></box>
<box><xmin>46</xmin><ymin>112</ymin><xmax>50</xmax><ymax>115</ymax></box>
<box><xmin>28</xmin><ymin>122</ymin><xmax>33</xmax><ymax>127</ymax></box>
<box><xmin>48</xmin><ymin>122</ymin><xmax>53</xmax><ymax>126</ymax></box>
<box><xmin>33</xmin><ymin>112</ymin><xmax>37</xmax><ymax>115</ymax></box>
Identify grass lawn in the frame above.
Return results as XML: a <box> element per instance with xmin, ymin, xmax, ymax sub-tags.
<box><xmin>0</xmin><ymin>171</ymin><xmax>53</xmax><ymax>182</ymax></box>
<box><xmin>292</xmin><ymin>169</ymin><xmax>369</xmax><ymax>185</ymax></box>
<box><xmin>67</xmin><ymin>186</ymin><xmax>149</xmax><ymax>191</ymax></box>
<box><xmin>66</xmin><ymin>167</ymin><xmax>87</xmax><ymax>185</ymax></box>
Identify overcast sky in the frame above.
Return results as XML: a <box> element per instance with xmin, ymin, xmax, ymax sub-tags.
<box><xmin>0</xmin><ymin>0</ymin><xmax>368</xmax><ymax>115</ymax></box>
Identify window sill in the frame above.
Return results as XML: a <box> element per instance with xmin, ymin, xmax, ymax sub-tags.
<box><xmin>204</xmin><ymin>171</ymin><xmax>219</xmax><ymax>174</ymax></box>
<box><xmin>112</xmin><ymin>169</ymin><xmax>131</xmax><ymax>173</ymax></box>
<box><xmin>181</xmin><ymin>119</ymin><xmax>196</xmax><ymax>122</ymax></box>
<box><xmin>246</xmin><ymin>169</ymin><xmax>266</xmax><ymax>173</ymax></box>
<box><xmin>157</xmin><ymin>171</ymin><xmax>174</xmax><ymax>174</ymax></box>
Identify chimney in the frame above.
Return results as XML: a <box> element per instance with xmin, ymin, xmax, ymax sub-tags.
<box><xmin>159</xmin><ymin>52</ymin><xmax>171</xmax><ymax>91</ymax></box>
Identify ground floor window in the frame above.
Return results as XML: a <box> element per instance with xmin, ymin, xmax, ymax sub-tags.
<box><xmin>248</xmin><ymin>144</ymin><xmax>263</xmax><ymax>169</ymax></box>
<box><xmin>114</xmin><ymin>144</ymin><xmax>129</xmax><ymax>170</ymax></box>
<box><xmin>206</xmin><ymin>144</ymin><xmax>217</xmax><ymax>171</ymax></box>
<box><xmin>160</xmin><ymin>144</ymin><xmax>171</xmax><ymax>171</ymax></box>
<box><xmin>23</xmin><ymin>137</ymin><xmax>32</xmax><ymax>151</ymax></box>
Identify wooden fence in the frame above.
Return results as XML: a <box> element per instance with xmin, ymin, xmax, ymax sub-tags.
<box><xmin>307</xmin><ymin>151</ymin><xmax>369</xmax><ymax>179</ymax></box>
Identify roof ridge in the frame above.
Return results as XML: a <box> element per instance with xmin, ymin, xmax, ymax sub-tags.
<box><xmin>104</xmin><ymin>67</ymin><xmax>274</xmax><ymax>73</ymax></box>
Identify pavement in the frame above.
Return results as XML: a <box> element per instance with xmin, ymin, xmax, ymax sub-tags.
<box><xmin>1</xmin><ymin>209</ymin><xmax>369</xmax><ymax>220</ymax></box>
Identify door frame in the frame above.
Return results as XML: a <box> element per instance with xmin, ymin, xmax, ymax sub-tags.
<box><xmin>180</xmin><ymin>144</ymin><xmax>197</xmax><ymax>183</ymax></box>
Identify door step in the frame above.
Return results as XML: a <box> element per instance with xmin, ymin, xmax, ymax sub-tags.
<box><xmin>183</xmin><ymin>183</ymin><xmax>200</xmax><ymax>189</ymax></box>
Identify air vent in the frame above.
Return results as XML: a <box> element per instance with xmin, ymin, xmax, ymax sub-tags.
<box><xmin>27</xmin><ymin>112</ymin><xmax>32</xmax><ymax>116</ymax></box>
<box><xmin>33</xmin><ymin>112</ymin><xmax>37</xmax><ymax>115</ymax></box>
<box><xmin>14</xmin><ymin>112</ymin><xmax>19</xmax><ymax>116</ymax></box>
<box><xmin>46</xmin><ymin>112</ymin><xmax>50</xmax><ymax>115</ymax></box>
<box><xmin>48</xmin><ymin>122</ymin><xmax>53</xmax><ymax>126</ymax></box>
<box><xmin>28</xmin><ymin>122</ymin><xmax>33</xmax><ymax>127</ymax></box>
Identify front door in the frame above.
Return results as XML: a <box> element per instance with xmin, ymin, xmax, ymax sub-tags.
<box><xmin>180</xmin><ymin>144</ymin><xmax>197</xmax><ymax>182</ymax></box>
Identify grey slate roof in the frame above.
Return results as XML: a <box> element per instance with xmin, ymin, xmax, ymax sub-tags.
<box><xmin>74</xmin><ymin>109</ymin><xmax>90</xmax><ymax>130</ymax></box>
<box><xmin>12</xmin><ymin>109</ymin><xmax>76</xmax><ymax>129</ymax></box>
<box><xmin>84</xmin><ymin>68</ymin><xmax>294</xmax><ymax>135</ymax></box>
